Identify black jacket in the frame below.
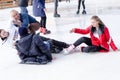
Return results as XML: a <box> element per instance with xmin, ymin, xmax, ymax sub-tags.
<box><xmin>14</xmin><ymin>0</ymin><xmax>29</xmax><ymax>7</ymax></box>
<box><xmin>16</xmin><ymin>33</ymin><xmax>52</xmax><ymax>64</ymax></box>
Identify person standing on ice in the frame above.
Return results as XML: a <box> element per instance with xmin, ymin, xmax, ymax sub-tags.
<box><xmin>32</xmin><ymin>0</ymin><xmax>51</xmax><ymax>35</ymax></box>
<box><xmin>13</xmin><ymin>0</ymin><xmax>29</xmax><ymax>14</ymax></box>
<box><xmin>76</xmin><ymin>0</ymin><xmax>86</xmax><ymax>14</ymax></box>
<box><xmin>64</xmin><ymin>15</ymin><xmax>118</xmax><ymax>54</ymax></box>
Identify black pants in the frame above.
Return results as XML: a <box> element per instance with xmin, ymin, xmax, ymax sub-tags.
<box><xmin>40</xmin><ymin>16</ymin><xmax>47</xmax><ymax>28</ymax></box>
<box><xmin>40</xmin><ymin>36</ymin><xmax>69</xmax><ymax>53</ymax></box>
<box><xmin>73</xmin><ymin>37</ymin><xmax>105</xmax><ymax>53</ymax></box>
<box><xmin>77</xmin><ymin>0</ymin><xmax>86</xmax><ymax>11</ymax></box>
<box><xmin>54</xmin><ymin>0</ymin><xmax>59</xmax><ymax>14</ymax></box>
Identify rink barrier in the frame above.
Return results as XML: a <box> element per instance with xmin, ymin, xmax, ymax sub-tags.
<box><xmin>0</xmin><ymin>0</ymin><xmax>53</xmax><ymax>9</ymax></box>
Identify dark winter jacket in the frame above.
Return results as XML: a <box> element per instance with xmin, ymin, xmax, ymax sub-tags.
<box><xmin>14</xmin><ymin>0</ymin><xmax>29</xmax><ymax>7</ymax></box>
<box><xmin>33</xmin><ymin>0</ymin><xmax>46</xmax><ymax>17</ymax></box>
<box><xmin>19</xmin><ymin>13</ymin><xmax>37</xmax><ymax>28</ymax></box>
<box><xmin>16</xmin><ymin>33</ymin><xmax>52</xmax><ymax>64</ymax></box>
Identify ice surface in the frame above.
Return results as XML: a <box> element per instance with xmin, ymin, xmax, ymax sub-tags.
<box><xmin>0</xmin><ymin>0</ymin><xmax>120</xmax><ymax>80</ymax></box>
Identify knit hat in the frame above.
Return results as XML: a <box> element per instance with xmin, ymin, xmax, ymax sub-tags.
<box><xmin>18</xmin><ymin>27</ymin><xmax>29</xmax><ymax>38</ymax></box>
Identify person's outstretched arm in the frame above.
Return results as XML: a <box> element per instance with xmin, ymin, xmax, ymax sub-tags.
<box><xmin>70</xmin><ymin>26</ymin><xmax>91</xmax><ymax>34</ymax></box>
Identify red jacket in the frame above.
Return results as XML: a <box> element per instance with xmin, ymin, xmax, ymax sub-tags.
<box><xmin>74</xmin><ymin>25</ymin><xmax>118</xmax><ymax>52</ymax></box>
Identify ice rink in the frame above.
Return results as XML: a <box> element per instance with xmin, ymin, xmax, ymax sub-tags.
<box><xmin>0</xmin><ymin>0</ymin><xmax>120</xmax><ymax>80</ymax></box>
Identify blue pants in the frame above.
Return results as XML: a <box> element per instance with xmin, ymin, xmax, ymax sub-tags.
<box><xmin>20</xmin><ymin>7</ymin><xmax>28</xmax><ymax>14</ymax></box>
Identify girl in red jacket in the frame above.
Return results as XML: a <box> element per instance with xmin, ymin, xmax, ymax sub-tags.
<box><xmin>64</xmin><ymin>15</ymin><xmax>118</xmax><ymax>54</ymax></box>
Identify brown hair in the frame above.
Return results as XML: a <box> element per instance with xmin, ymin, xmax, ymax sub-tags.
<box><xmin>91</xmin><ymin>15</ymin><xmax>105</xmax><ymax>26</ymax></box>
<box><xmin>0</xmin><ymin>29</ymin><xmax>9</xmax><ymax>42</ymax></box>
<box><xmin>28</xmin><ymin>22</ymin><xmax>41</xmax><ymax>33</ymax></box>
<box><xmin>0</xmin><ymin>29</ymin><xmax>4</xmax><ymax>37</ymax></box>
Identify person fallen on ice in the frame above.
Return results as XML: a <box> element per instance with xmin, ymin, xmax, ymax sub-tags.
<box><xmin>15</xmin><ymin>27</ymin><xmax>69</xmax><ymax>64</ymax></box>
<box><xmin>64</xmin><ymin>15</ymin><xmax>118</xmax><ymax>54</ymax></box>
<box><xmin>28</xmin><ymin>23</ymin><xmax>70</xmax><ymax>54</ymax></box>
<box><xmin>10</xmin><ymin>10</ymin><xmax>40</xmax><ymax>32</ymax></box>
<box><xmin>0</xmin><ymin>26</ymin><xmax>19</xmax><ymax>47</ymax></box>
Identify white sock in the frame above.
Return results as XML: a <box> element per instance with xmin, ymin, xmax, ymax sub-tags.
<box><xmin>63</xmin><ymin>45</ymin><xmax>75</xmax><ymax>54</ymax></box>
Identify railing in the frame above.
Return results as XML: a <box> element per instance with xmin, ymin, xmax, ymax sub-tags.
<box><xmin>0</xmin><ymin>0</ymin><xmax>53</xmax><ymax>9</ymax></box>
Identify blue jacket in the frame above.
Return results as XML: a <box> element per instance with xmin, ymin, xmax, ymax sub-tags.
<box><xmin>33</xmin><ymin>0</ymin><xmax>46</xmax><ymax>17</ymax></box>
<box><xmin>16</xmin><ymin>33</ymin><xmax>52</xmax><ymax>63</ymax></box>
<box><xmin>20</xmin><ymin>13</ymin><xmax>37</xmax><ymax>27</ymax></box>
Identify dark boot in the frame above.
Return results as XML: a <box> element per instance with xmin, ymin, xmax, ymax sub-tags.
<box><xmin>76</xmin><ymin>10</ymin><xmax>80</xmax><ymax>14</ymax></box>
<box><xmin>82</xmin><ymin>10</ymin><xmax>87</xmax><ymax>15</ymax></box>
<box><xmin>54</xmin><ymin>13</ymin><xmax>61</xmax><ymax>17</ymax></box>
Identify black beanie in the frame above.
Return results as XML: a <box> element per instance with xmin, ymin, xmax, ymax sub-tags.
<box><xmin>18</xmin><ymin>27</ymin><xmax>29</xmax><ymax>38</ymax></box>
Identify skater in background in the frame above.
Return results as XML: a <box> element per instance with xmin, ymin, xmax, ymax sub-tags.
<box><xmin>33</xmin><ymin>0</ymin><xmax>51</xmax><ymax>35</ymax></box>
<box><xmin>13</xmin><ymin>0</ymin><xmax>29</xmax><ymax>14</ymax></box>
<box><xmin>54</xmin><ymin>0</ymin><xmax>61</xmax><ymax>17</ymax></box>
<box><xmin>76</xmin><ymin>0</ymin><xmax>86</xmax><ymax>14</ymax></box>
<box><xmin>54</xmin><ymin>0</ymin><xmax>70</xmax><ymax>17</ymax></box>
<box><xmin>64</xmin><ymin>15</ymin><xmax>118</xmax><ymax>54</ymax></box>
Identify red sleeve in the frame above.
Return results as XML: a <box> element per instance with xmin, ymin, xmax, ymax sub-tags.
<box><xmin>105</xmin><ymin>27</ymin><xmax>118</xmax><ymax>51</ymax></box>
<box><xmin>104</xmin><ymin>27</ymin><xmax>110</xmax><ymax>42</ymax></box>
<box><xmin>74</xmin><ymin>26</ymin><xmax>91</xmax><ymax>34</ymax></box>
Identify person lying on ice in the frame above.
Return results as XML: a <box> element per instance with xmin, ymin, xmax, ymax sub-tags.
<box><xmin>15</xmin><ymin>27</ymin><xmax>69</xmax><ymax>64</ymax></box>
<box><xmin>64</xmin><ymin>15</ymin><xmax>118</xmax><ymax>54</ymax></box>
<box><xmin>0</xmin><ymin>24</ymin><xmax>19</xmax><ymax>47</ymax></box>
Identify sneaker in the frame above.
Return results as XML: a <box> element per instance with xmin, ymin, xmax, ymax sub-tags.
<box><xmin>39</xmin><ymin>27</ymin><xmax>43</xmax><ymax>33</ymax></box>
<box><xmin>73</xmin><ymin>46</ymin><xmax>81</xmax><ymax>52</ymax></box>
<box><xmin>45</xmin><ymin>29</ymin><xmax>51</xmax><ymax>34</ymax></box>
<box><xmin>42</xmin><ymin>28</ymin><xmax>51</xmax><ymax>35</ymax></box>
<box><xmin>63</xmin><ymin>45</ymin><xmax>75</xmax><ymax>55</ymax></box>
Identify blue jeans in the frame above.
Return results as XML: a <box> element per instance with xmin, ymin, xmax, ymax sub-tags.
<box><xmin>20</xmin><ymin>7</ymin><xmax>28</xmax><ymax>14</ymax></box>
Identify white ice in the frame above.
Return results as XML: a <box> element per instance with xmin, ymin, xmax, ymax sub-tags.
<box><xmin>0</xmin><ymin>0</ymin><xmax>120</xmax><ymax>80</ymax></box>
